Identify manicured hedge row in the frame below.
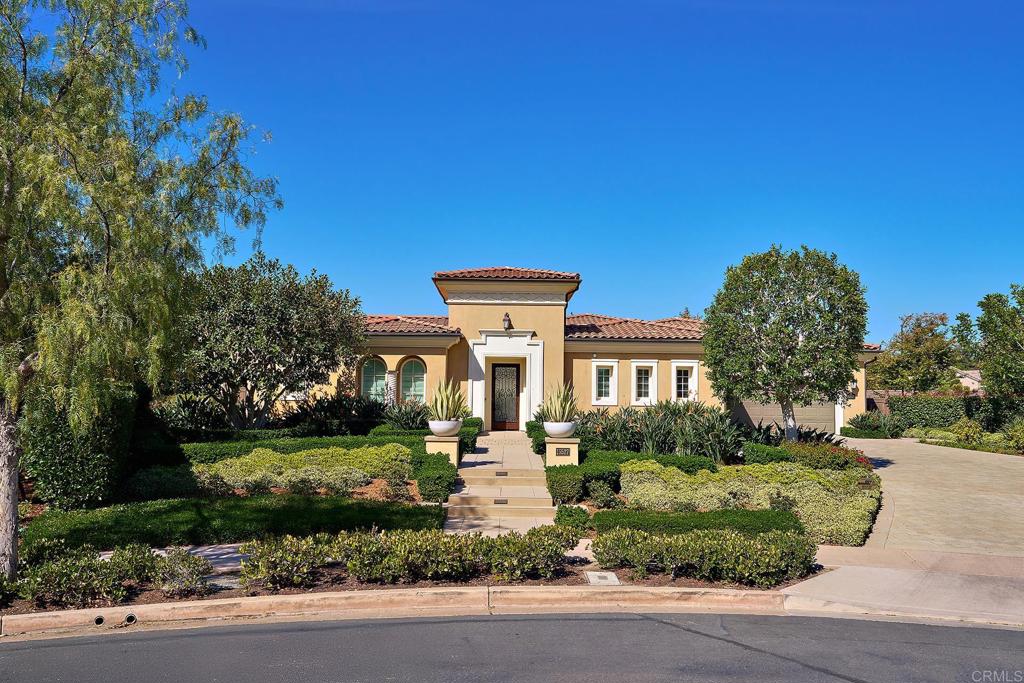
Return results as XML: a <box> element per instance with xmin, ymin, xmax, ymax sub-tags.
<box><xmin>593</xmin><ymin>528</ymin><xmax>816</xmax><ymax>588</ymax></box>
<box><xmin>742</xmin><ymin>441</ymin><xmax>870</xmax><ymax>470</ymax></box>
<box><xmin>591</xmin><ymin>509</ymin><xmax>804</xmax><ymax>535</ymax></box>
<box><xmin>545</xmin><ymin>450</ymin><xmax>717</xmax><ymax>504</ymax></box>
<box><xmin>368</xmin><ymin>422</ymin><xmax>480</xmax><ymax>453</ymax></box>
<box><xmin>22</xmin><ymin>495</ymin><xmax>445</xmax><ymax>552</ymax></box>
<box><xmin>177</xmin><ymin>435</ymin><xmax>429</xmax><ymax>464</ymax></box>
<box><xmin>888</xmin><ymin>394</ymin><xmax>1023</xmax><ymax>431</ymax></box>
<box><xmin>526</xmin><ymin>420</ymin><xmax>547</xmax><ymax>455</ymax></box>
<box><xmin>411</xmin><ymin>451</ymin><xmax>458</xmax><ymax>503</ymax></box>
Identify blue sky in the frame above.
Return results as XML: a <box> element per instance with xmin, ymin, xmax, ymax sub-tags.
<box><xmin>184</xmin><ymin>0</ymin><xmax>1022</xmax><ymax>343</ymax></box>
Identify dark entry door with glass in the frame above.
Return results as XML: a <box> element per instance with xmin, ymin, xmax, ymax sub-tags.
<box><xmin>491</xmin><ymin>364</ymin><xmax>520</xmax><ymax>431</ymax></box>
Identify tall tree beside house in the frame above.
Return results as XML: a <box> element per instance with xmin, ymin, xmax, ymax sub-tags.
<box><xmin>949</xmin><ymin>311</ymin><xmax>983</xmax><ymax>370</ymax></box>
<box><xmin>975</xmin><ymin>284</ymin><xmax>1024</xmax><ymax>399</ymax></box>
<box><xmin>0</xmin><ymin>2</ymin><xmax>280</xmax><ymax>579</ymax></box>
<box><xmin>702</xmin><ymin>246</ymin><xmax>868</xmax><ymax>441</ymax></box>
<box><xmin>181</xmin><ymin>254</ymin><xmax>365</xmax><ymax>430</ymax></box>
<box><xmin>867</xmin><ymin>313</ymin><xmax>959</xmax><ymax>392</ymax></box>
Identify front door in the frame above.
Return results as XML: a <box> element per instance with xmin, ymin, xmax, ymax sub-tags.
<box><xmin>491</xmin><ymin>364</ymin><xmax>520</xmax><ymax>431</ymax></box>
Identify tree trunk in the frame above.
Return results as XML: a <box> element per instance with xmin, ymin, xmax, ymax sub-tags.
<box><xmin>0</xmin><ymin>403</ymin><xmax>19</xmax><ymax>580</ymax></box>
<box><xmin>780</xmin><ymin>398</ymin><xmax>799</xmax><ymax>442</ymax></box>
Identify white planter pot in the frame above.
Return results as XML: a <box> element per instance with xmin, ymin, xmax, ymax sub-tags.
<box><xmin>428</xmin><ymin>419</ymin><xmax>463</xmax><ymax>437</ymax></box>
<box><xmin>543</xmin><ymin>421</ymin><xmax>577</xmax><ymax>438</ymax></box>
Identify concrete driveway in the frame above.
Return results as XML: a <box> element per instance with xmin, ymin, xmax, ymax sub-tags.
<box><xmin>845</xmin><ymin>437</ymin><xmax>1024</xmax><ymax>557</ymax></box>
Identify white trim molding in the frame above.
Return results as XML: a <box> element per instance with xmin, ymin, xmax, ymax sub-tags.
<box><xmin>590</xmin><ymin>359</ymin><xmax>618</xmax><ymax>407</ymax></box>
<box><xmin>630</xmin><ymin>360</ymin><xmax>658</xmax><ymax>406</ymax></box>
<box><xmin>834</xmin><ymin>401</ymin><xmax>846</xmax><ymax>432</ymax></box>
<box><xmin>670</xmin><ymin>360</ymin><xmax>699</xmax><ymax>402</ymax></box>
<box><xmin>467</xmin><ymin>329</ymin><xmax>544</xmax><ymax>431</ymax></box>
<box><xmin>445</xmin><ymin>291</ymin><xmax>567</xmax><ymax>305</ymax></box>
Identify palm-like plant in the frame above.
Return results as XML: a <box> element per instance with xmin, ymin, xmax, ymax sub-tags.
<box><xmin>541</xmin><ymin>384</ymin><xmax>579</xmax><ymax>423</ymax></box>
<box><xmin>428</xmin><ymin>379</ymin><xmax>470</xmax><ymax>421</ymax></box>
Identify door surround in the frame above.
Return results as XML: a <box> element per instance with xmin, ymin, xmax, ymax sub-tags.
<box><xmin>468</xmin><ymin>329</ymin><xmax>544</xmax><ymax>431</ymax></box>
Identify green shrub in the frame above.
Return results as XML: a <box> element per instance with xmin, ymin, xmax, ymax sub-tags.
<box><xmin>240</xmin><ymin>534</ymin><xmax>331</xmax><ymax>590</ymax></box>
<box><xmin>158</xmin><ymin>548</ymin><xmax>214</xmax><ymax>597</ymax></box>
<box><xmin>846</xmin><ymin>411</ymin><xmax>902</xmax><ymax>438</ymax></box>
<box><xmin>545</xmin><ymin>465</ymin><xmax>584</xmax><ymax>503</ymax></box>
<box><xmin>0</xmin><ymin>575</ymin><xmax>17</xmax><ymax>607</ymax></box>
<box><xmin>593</xmin><ymin>528</ymin><xmax>816</xmax><ymax>588</ymax></box>
<box><xmin>123</xmin><ymin>465</ymin><xmax>202</xmax><ymax>501</ymax></box>
<box><xmin>369</xmin><ymin>424</ymin><xmax>480</xmax><ymax>454</ymax></box>
<box><xmin>741</xmin><ymin>443</ymin><xmax>791</xmax><ymax>464</ymax></box>
<box><xmin>618</xmin><ymin>460</ymin><xmax>880</xmax><ymax>546</ymax></box>
<box><xmin>780</xmin><ymin>442</ymin><xmax>870</xmax><ymax>470</ymax></box>
<box><xmin>411</xmin><ymin>452</ymin><xmax>457</xmax><ymax>503</ymax></box>
<box><xmin>587</xmin><ymin>450</ymin><xmax>716</xmax><ymax>475</ymax></box>
<box><xmin>276</xmin><ymin>393</ymin><xmax>386</xmax><ymax>437</ymax></box>
<box><xmin>487</xmin><ymin>526</ymin><xmax>580</xmax><ymax>581</ymax></box>
<box><xmin>554</xmin><ymin>505</ymin><xmax>592</xmax><ymax>531</ymax></box>
<box><xmin>23</xmin><ymin>495</ymin><xmax>445</xmax><ymax>551</ymax></box>
<box><xmin>840</xmin><ymin>427</ymin><xmax>888</xmax><ymax>439</ymax></box>
<box><xmin>108</xmin><ymin>544</ymin><xmax>160</xmax><ymax>584</ymax></box>
<box><xmin>591</xmin><ymin>509</ymin><xmax>804</xmax><ymax>535</ymax></box>
<box><xmin>587</xmin><ymin>480</ymin><xmax>621</xmax><ymax>509</ymax></box>
<box><xmin>384</xmin><ymin>401</ymin><xmax>430</xmax><ymax>430</ymax></box>
<box><xmin>887</xmin><ymin>394</ymin><xmax>1020</xmax><ymax>431</ymax></box>
<box><xmin>339</xmin><ymin>529</ymin><xmax>489</xmax><ymax>583</ymax></box>
<box><xmin>1003</xmin><ymin>418</ymin><xmax>1024</xmax><ymax>453</ymax></box>
<box><xmin>20</xmin><ymin>386</ymin><xmax>137</xmax><ymax>509</ymax></box>
<box><xmin>526</xmin><ymin>420</ymin><xmax>547</xmax><ymax>455</ymax></box>
<box><xmin>19</xmin><ymin>550</ymin><xmax>128</xmax><ymax>608</ymax></box>
<box><xmin>950</xmin><ymin>417</ymin><xmax>984</xmax><ymax>448</ymax></box>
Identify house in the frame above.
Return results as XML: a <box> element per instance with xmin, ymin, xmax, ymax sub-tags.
<box><xmin>355</xmin><ymin>267</ymin><xmax>876</xmax><ymax>433</ymax></box>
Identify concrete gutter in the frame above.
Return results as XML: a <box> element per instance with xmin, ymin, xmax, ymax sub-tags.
<box><xmin>4</xmin><ymin>582</ymin><xmax>1021</xmax><ymax>641</ymax></box>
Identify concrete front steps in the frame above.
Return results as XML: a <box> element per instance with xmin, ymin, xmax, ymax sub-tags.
<box><xmin>445</xmin><ymin>467</ymin><xmax>554</xmax><ymax>521</ymax></box>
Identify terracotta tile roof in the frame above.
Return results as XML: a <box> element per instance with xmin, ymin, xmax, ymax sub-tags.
<box><xmin>565</xmin><ymin>313</ymin><xmax>704</xmax><ymax>341</ymax></box>
<box><xmin>365</xmin><ymin>314</ymin><xmax>460</xmax><ymax>335</ymax></box>
<box><xmin>434</xmin><ymin>266</ymin><xmax>580</xmax><ymax>281</ymax></box>
<box><xmin>863</xmin><ymin>342</ymin><xmax>882</xmax><ymax>351</ymax></box>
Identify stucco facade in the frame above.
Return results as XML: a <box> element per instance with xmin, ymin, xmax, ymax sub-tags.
<box><xmin>350</xmin><ymin>267</ymin><xmax>877</xmax><ymax>433</ymax></box>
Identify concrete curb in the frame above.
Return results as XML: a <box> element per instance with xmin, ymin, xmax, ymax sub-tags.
<box><xmin>0</xmin><ymin>585</ymin><xmax>783</xmax><ymax>639</ymax></box>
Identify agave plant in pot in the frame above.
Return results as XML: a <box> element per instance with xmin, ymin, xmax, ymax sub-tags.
<box><xmin>428</xmin><ymin>378</ymin><xmax>471</xmax><ymax>436</ymax></box>
<box><xmin>541</xmin><ymin>383</ymin><xmax>579</xmax><ymax>438</ymax></box>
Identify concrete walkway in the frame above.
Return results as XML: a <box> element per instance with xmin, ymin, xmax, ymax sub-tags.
<box><xmin>790</xmin><ymin>437</ymin><xmax>1024</xmax><ymax>626</ymax></box>
<box><xmin>443</xmin><ymin>431</ymin><xmax>554</xmax><ymax>535</ymax></box>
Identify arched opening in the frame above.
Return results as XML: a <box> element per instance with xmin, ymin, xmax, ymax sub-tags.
<box><xmin>399</xmin><ymin>358</ymin><xmax>426</xmax><ymax>403</ymax></box>
<box><xmin>360</xmin><ymin>357</ymin><xmax>388</xmax><ymax>401</ymax></box>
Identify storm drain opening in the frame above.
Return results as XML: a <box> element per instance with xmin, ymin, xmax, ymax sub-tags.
<box><xmin>494</xmin><ymin>499</ymin><xmax>508</xmax><ymax>505</ymax></box>
<box><xmin>94</xmin><ymin>615</ymin><xmax>105</xmax><ymax>626</ymax></box>
<box><xmin>124</xmin><ymin>613</ymin><xmax>138</xmax><ymax>626</ymax></box>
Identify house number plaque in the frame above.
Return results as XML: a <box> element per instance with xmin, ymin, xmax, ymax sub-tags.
<box><xmin>556</xmin><ymin>448</ymin><xmax>570</xmax><ymax>457</ymax></box>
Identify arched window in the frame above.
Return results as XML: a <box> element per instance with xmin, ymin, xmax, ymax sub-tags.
<box><xmin>400</xmin><ymin>359</ymin><xmax>426</xmax><ymax>403</ymax></box>
<box><xmin>361</xmin><ymin>358</ymin><xmax>387</xmax><ymax>400</ymax></box>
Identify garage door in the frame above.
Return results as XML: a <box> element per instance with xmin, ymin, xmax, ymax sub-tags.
<box><xmin>731</xmin><ymin>400</ymin><xmax>837</xmax><ymax>433</ymax></box>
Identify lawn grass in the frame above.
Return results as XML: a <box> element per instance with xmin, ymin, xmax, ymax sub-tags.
<box><xmin>22</xmin><ymin>495</ymin><xmax>445</xmax><ymax>551</ymax></box>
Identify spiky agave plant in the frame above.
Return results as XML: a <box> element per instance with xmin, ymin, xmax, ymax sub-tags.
<box><xmin>428</xmin><ymin>379</ymin><xmax>470</xmax><ymax>421</ymax></box>
<box><xmin>542</xmin><ymin>383</ymin><xmax>579</xmax><ymax>423</ymax></box>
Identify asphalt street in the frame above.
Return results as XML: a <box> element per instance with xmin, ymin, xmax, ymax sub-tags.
<box><xmin>2</xmin><ymin>613</ymin><xmax>1022</xmax><ymax>683</ymax></box>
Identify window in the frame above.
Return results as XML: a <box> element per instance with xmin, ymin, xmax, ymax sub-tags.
<box><xmin>400</xmin><ymin>359</ymin><xmax>426</xmax><ymax>403</ymax></box>
<box><xmin>360</xmin><ymin>358</ymin><xmax>387</xmax><ymax>401</ymax></box>
<box><xmin>591</xmin><ymin>360</ymin><xmax>618</xmax><ymax>406</ymax></box>
<box><xmin>631</xmin><ymin>361</ymin><xmax>658</xmax><ymax>406</ymax></box>
<box><xmin>671</xmin><ymin>360</ymin><xmax>699</xmax><ymax>402</ymax></box>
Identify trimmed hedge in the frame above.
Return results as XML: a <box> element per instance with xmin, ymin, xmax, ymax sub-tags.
<box><xmin>526</xmin><ymin>420</ymin><xmax>547</xmax><ymax>455</ymax></box>
<box><xmin>592</xmin><ymin>509</ymin><xmax>804</xmax><ymax>535</ymax></box>
<box><xmin>176</xmin><ymin>434</ymin><xmax>428</xmax><ymax>465</ymax></box>
<box><xmin>554</xmin><ymin>504</ymin><xmax>592</xmax><ymax>530</ymax></box>
<box><xmin>22</xmin><ymin>495</ymin><xmax>445</xmax><ymax>552</ymax></box>
<box><xmin>740</xmin><ymin>443</ymin><xmax>791</xmax><ymax>464</ymax></box>
<box><xmin>888</xmin><ymin>394</ymin><xmax>1023</xmax><ymax>431</ymax></box>
<box><xmin>368</xmin><ymin>423</ymin><xmax>480</xmax><ymax>453</ymax></box>
<box><xmin>593</xmin><ymin>528</ymin><xmax>816</xmax><ymax>588</ymax></box>
<box><xmin>545</xmin><ymin>450</ymin><xmax>717</xmax><ymax>504</ymax></box>
<box><xmin>411</xmin><ymin>451</ymin><xmax>458</xmax><ymax>503</ymax></box>
<box><xmin>742</xmin><ymin>441</ymin><xmax>870</xmax><ymax>470</ymax></box>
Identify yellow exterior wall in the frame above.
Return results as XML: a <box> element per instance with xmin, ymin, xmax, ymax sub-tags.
<box><xmin>843</xmin><ymin>364</ymin><xmax>869</xmax><ymax>424</ymax></box>
<box><xmin>445</xmin><ymin>302</ymin><xmax>567</xmax><ymax>400</ymax></box>
<box><xmin>564</xmin><ymin>351</ymin><xmax>723</xmax><ymax>410</ymax></box>
<box><xmin>356</xmin><ymin>347</ymin><xmax>449</xmax><ymax>403</ymax></box>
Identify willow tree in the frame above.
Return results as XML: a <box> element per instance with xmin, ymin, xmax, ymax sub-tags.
<box><xmin>0</xmin><ymin>1</ymin><xmax>280</xmax><ymax>578</ymax></box>
<box><xmin>703</xmin><ymin>246</ymin><xmax>868</xmax><ymax>441</ymax></box>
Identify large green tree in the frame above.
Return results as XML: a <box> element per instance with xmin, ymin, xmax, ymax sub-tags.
<box><xmin>182</xmin><ymin>254</ymin><xmax>365</xmax><ymax>429</ymax></box>
<box><xmin>975</xmin><ymin>284</ymin><xmax>1024</xmax><ymax>398</ymax></box>
<box><xmin>867</xmin><ymin>313</ymin><xmax>958</xmax><ymax>392</ymax></box>
<box><xmin>0</xmin><ymin>1</ymin><xmax>280</xmax><ymax>578</ymax></box>
<box><xmin>703</xmin><ymin>245</ymin><xmax>868</xmax><ymax>441</ymax></box>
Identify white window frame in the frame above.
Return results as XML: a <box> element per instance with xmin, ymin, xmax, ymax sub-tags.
<box><xmin>399</xmin><ymin>358</ymin><xmax>427</xmax><ymax>404</ymax></box>
<box><xmin>590</xmin><ymin>360</ymin><xmax>618</xmax><ymax>406</ymax></box>
<box><xmin>630</xmin><ymin>360</ymin><xmax>658</xmax><ymax>406</ymax></box>
<box><xmin>671</xmin><ymin>360</ymin><xmax>699</xmax><ymax>402</ymax></box>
